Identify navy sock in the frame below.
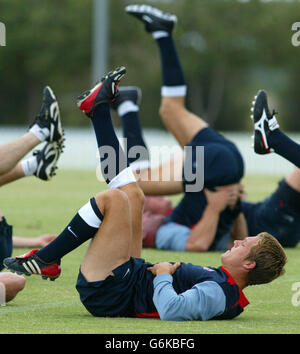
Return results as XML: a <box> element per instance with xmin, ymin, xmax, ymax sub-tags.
<box><xmin>122</xmin><ymin>111</ymin><xmax>149</xmax><ymax>165</ymax></box>
<box><xmin>268</xmin><ymin>129</ymin><xmax>300</xmax><ymax>168</ymax></box>
<box><xmin>154</xmin><ymin>35</ymin><xmax>186</xmax><ymax>87</ymax></box>
<box><xmin>91</xmin><ymin>104</ymin><xmax>129</xmax><ymax>183</ymax></box>
<box><xmin>36</xmin><ymin>197</ymin><xmax>103</xmax><ymax>262</ymax></box>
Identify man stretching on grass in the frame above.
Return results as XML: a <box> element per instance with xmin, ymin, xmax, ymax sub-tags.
<box><xmin>3</xmin><ymin>68</ymin><xmax>287</xmax><ymax>321</ymax></box>
<box><xmin>0</xmin><ymin>86</ymin><xmax>64</xmax><ymax>303</ymax></box>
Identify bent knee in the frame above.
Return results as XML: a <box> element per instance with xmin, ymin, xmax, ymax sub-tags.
<box><xmin>0</xmin><ymin>273</ymin><xmax>26</xmax><ymax>303</ymax></box>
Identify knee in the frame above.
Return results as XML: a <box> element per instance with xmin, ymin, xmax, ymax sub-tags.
<box><xmin>124</xmin><ymin>185</ymin><xmax>145</xmax><ymax>210</ymax></box>
<box><xmin>0</xmin><ymin>273</ymin><xmax>26</xmax><ymax>303</ymax></box>
<box><xmin>95</xmin><ymin>188</ymin><xmax>128</xmax><ymax>209</ymax></box>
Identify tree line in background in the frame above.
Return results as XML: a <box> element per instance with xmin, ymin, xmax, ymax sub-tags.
<box><xmin>0</xmin><ymin>0</ymin><xmax>299</xmax><ymax>132</ymax></box>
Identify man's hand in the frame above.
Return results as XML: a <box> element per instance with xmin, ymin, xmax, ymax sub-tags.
<box><xmin>204</xmin><ymin>185</ymin><xmax>239</xmax><ymax>212</ymax></box>
<box><xmin>147</xmin><ymin>262</ymin><xmax>181</xmax><ymax>276</ymax></box>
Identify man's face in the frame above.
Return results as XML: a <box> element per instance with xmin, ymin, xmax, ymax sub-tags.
<box><xmin>221</xmin><ymin>236</ymin><xmax>260</xmax><ymax>268</ymax></box>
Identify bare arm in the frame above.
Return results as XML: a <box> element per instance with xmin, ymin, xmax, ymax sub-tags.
<box><xmin>227</xmin><ymin>212</ymin><xmax>248</xmax><ymax>249</ymax></box>
<box><xmin>185</xmin><ymin>187</ymin><xmax>237</xmax><ymax>252</ymax></box>
<box><xmin>13</xmin><ymin>234</ymin><xmax>57</xmax><ymax>248</ymax></box>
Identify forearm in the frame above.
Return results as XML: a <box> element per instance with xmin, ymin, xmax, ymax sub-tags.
<box><xmin>227</xmin><ymin>212</ymin><xmax>248</xmax><ymax>249</ymax></box>
<box><xmin>185</xmin><ymin>206</ymin><xmax>220</xmax><ymax>252</ymax></box>
<box><xmin>13</xmin><ymin>237</ymin><xmax>40</xmax><ymax>248</ymax></box>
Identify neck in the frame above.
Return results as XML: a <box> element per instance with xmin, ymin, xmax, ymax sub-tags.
<box><xmin>222</xmin><ymin>265</ymin><xmax>248</xmax><ymax>290</ymax></box>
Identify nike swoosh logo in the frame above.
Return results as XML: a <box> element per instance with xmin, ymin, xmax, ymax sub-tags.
<box><xmin>68</xmin><ymin>226</ymin><xmax>78</xmax><ymax>238</ymax></box>
<box><xmin>122</xmin><ymin>268</ymin><xmax>130</xmax><ymax>279</ymax></box>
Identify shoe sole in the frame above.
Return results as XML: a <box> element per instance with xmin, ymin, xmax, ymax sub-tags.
<box><xmin>4</xmin><ymin>266</ymin><xmax>58</xmax><ymax>281</ymax></box>
<box><xmin>250</xmin><ymin>91</ymin><xmax>271</xmax><ymax>154</ymax></box>
<box><xmin>44</xmin><ymin>86</ymin><xmax>64</xmax><ymax>143</ymax></box>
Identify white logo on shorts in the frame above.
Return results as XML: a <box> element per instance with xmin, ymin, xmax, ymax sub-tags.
<box><xmin>122</xmin><ymin>268</ymin><xmax>130</xmax><ymax>279</ymax></box>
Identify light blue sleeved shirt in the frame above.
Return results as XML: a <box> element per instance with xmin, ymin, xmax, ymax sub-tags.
<box><xmin>153</xmin><ymin>273</ymin><xmax>226</xmax><ymax>321</ymax></box>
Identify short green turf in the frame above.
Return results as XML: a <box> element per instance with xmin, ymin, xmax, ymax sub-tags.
<box><xmin>0</xmin><ymin>170</ymin><xmax>299</xmax><ymax>334</ymax></box>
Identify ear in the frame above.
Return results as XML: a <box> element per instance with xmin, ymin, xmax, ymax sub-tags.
<box><xmin>243</xmin><ymin>260</ymin><xmax>256</xmax><ymax>271</ymax></box>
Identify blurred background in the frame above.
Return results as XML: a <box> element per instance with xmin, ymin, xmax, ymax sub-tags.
<box><xmin>0</xmin><ymin>0</ymin><xmax>300</xmax><ymax>175</ymax></box>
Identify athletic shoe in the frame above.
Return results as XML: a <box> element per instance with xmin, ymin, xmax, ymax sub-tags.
<box><xmin>77</xmin><ymin>66</ymin><xmax>126</xmax><ymax>118</ymax></box>
<box><xmin>251</xmin><ymin>90</ymin><xmax>280</xmax><ymax>154</ymax></box>
<box><xmin>125</xmin><ymin>4</ymin><xmax>177</xmax><ymax>34</ymax></box>
<box><xmin>30</xmin><ymin>86</ymin><xmax>64</xmax><ymax>144</ymax></box>
<box><xmin>3</xmin><ymin>249</ymin><xmax>61</xmax><ymax>281</ymax></box>
<box><xmin>33</xmin><ymin>141</ymin><xmax>64</xmax><ymax>181</ymax></box>
<box><xmin>111</xmin><ymin>86</ymin><xmax>142</xmax><ymax>111</ymax></box>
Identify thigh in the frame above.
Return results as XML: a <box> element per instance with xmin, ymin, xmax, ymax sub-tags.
<box><xmin>80</xmin><ymin>189</ymin><xmax>132</xmax><ymax>282</ymax></box>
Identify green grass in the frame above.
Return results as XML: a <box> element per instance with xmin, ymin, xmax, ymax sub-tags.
<box><xmin>0</xmin><ymin>170</ymin><xmax>299</xmax><ymax>334</ymax></box>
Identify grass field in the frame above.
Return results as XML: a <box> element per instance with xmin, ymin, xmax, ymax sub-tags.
<box><xmin>0</xmin><ymin>170</ymin><xmax>299</xmax><ymax>334</ymax></box>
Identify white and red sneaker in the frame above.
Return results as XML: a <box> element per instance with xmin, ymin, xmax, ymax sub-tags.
<box><xmin>3</xmin><ymin>249</ymin><xmax>61</xmax><ymax>281</ymax></box>
<box><xmin>77</xmin><ymin>66</ymin><xmax>126</xmax><ymax>118</ymax></box>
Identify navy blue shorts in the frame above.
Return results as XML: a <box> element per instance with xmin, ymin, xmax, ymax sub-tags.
<box><xmin>0</xmin><ymin>217</ymin><xmax>13</xmax><ymax>271</ymax></box>
<box><xmin>76</xmin><ymin>257</ymin><xmax>154</xmax><ymax>317</ymax></box>
<box><xmin>242</xmin><ymin>180</ymin><xmax>300</xmax><ymax>247</ymax></box>
<box><xmin>183</xmin><ymin>127</ymin><xmax>244</xmax><ymax>188</ymax></box>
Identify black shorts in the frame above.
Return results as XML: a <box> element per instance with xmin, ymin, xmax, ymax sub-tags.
<box><xmin>0</xmin><ymin>217</ymin><xmax>13</xmax><ymax>271</ymax></box>
<box><xmin>242</xmin><ymin>180</ymin><xmax>300</xmax><ymax>247</ymax></box>
<box><xmin>183</xmin><ymin>127</ymin><xmax>244</xmax><ymax>189</ymax></box>
<box><xmin>76</xmin><ymin>257</ymin><xmax>151</xmax><ymax>317</ymax></box>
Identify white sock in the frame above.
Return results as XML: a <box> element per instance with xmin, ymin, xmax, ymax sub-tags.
<box><xmin>130</xmin><ymin>159</ymin><xmax>151</xmax><ymax>171</ymax></box>
<box><xmin>78</xmin><ymin>199</ymin><xmax>102</xmax><ymax>228</ymax></box>
<box><xmin>117</xmin><ymin>101</ymin><xmax>139</xmax><ymax>117</ymax></box>
<box><xmin>21</xmin><ymin>156</ymin><xmax>38</xmax><ymax>176</ymax></box>
<box><xmin>108</xmin><ymin>166</ymin><xmax>136</xmax><ymax>189</ymax></box>
<box><xmin>29</xmin><ymin>124</ymin><xmax>50</xmax><ymax>142</ymax></box>
<box><xmin>152</xmin><ymin>31</ymin><xmax>169</xmax><ymax>40</ymax></box>
<box><xmin>161</xmin><ymin>85</ymin><xmax>187</xmax><ymax>97</ymax></box>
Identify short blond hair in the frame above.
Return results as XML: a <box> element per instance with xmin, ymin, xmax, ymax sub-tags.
<box><xmin>246</xmin><ymin>232</ymin><xmax>287</xmax><ymax>286</ymax></box>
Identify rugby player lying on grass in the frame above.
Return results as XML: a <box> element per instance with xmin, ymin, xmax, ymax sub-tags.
<box><xmin>3</xmin><ymin>68</ymin><xmax>287</xmax><ymax>321</ymax></box>
<box><xmin>0</xmin><ymin>86</ymin><xmax>64</xmax><ymax>303</ymax></box>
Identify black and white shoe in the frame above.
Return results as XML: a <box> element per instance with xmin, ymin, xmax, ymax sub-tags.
<box><xmin>77</xmin><ymin>66</ymin><xmax>126</xmax><ymax>118</ymax></box>
<box><xmin>30</xmin><ymin>86</ymin><xmax>64</xmax><ymax>144</ymax></box>
<box><xmin>125</xmin><ymin>4</ymin><xmax>177</xmax><ymax>34</ymax></box>
<box><xmin>251</xmin><ymin>90</ymin><xmax>280</xmax><ymax>154</ymax></box>
<box><xmin>33</xmin><ymin>141</ymin><xmax>63</xmax><ymax>181</ymax></box>
<box><xmin>111</xmin><ymin>86</ymin><xmax>142</xmax><ymax>111</ymax></box>
<box><xmin>3</xmin><ymin>249</ymin><xmax>61</xmax><ymax>281</ymax></box>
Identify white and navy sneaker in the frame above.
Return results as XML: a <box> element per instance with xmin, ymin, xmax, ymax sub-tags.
<box><xmin>77</xmin><ymin>66</ymin><xmax>126</xmax><ymax>118</ymax></box>
<box><xmin>33</xmin><ymin>141</ymin><xmax>64</xmax><ymax>181</ymax></box>
<box><xmin>125</xmin><ymin>4</ymin><xmax>177</xmax><ymax>34</ymax></box>
<box><xmin>111</xmin><ymin>86</ymin><xmax>142</xmax><ymax>111</ymax></box>
<box><xmin>251</xmin><ymin>90</ymin><xmax>280</xmax><ymax>154</ymax></box>
<box><xmin>30</xmin><ymin>86</ymin><xmax>64</xmax><ymax>144</ymax></box>
<box><xmin>3</xmin><ymin>249</ymin><xmax>61</xmax><ymax>281</ymax></box>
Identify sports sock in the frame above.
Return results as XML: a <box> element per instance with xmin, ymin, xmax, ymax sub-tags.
<box><xmin>152</xmin><ymin>32</ymin><xmax>187</xmax><ymax>97</ymax></box>
<box><xmin>91</xmin><ymin>103</ymin><xmax>129</xmax><ymax>184</ymax></box>
<box><xmin>29</xmin><ymin>124</ymin><xmax>50</xmax><ymax>142</ymax></box>
<box><xmin>118</xmin><ymin>101</ymin><xmax>150</xmax><ymax>167</ymax></box>
<box><xmin>268</xmin><ymin>129</ymin><xmax>300</xmax><ymax>168</ymax></box>
<box><xmin>21</xmin><ymin>156</ymin><xmax>38</xmax><ymax>176</ymax></box>
<box><xmin>35</xmin><ymin>197</ymin><xmax>103</xmax><ymax>262</ymax></box>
